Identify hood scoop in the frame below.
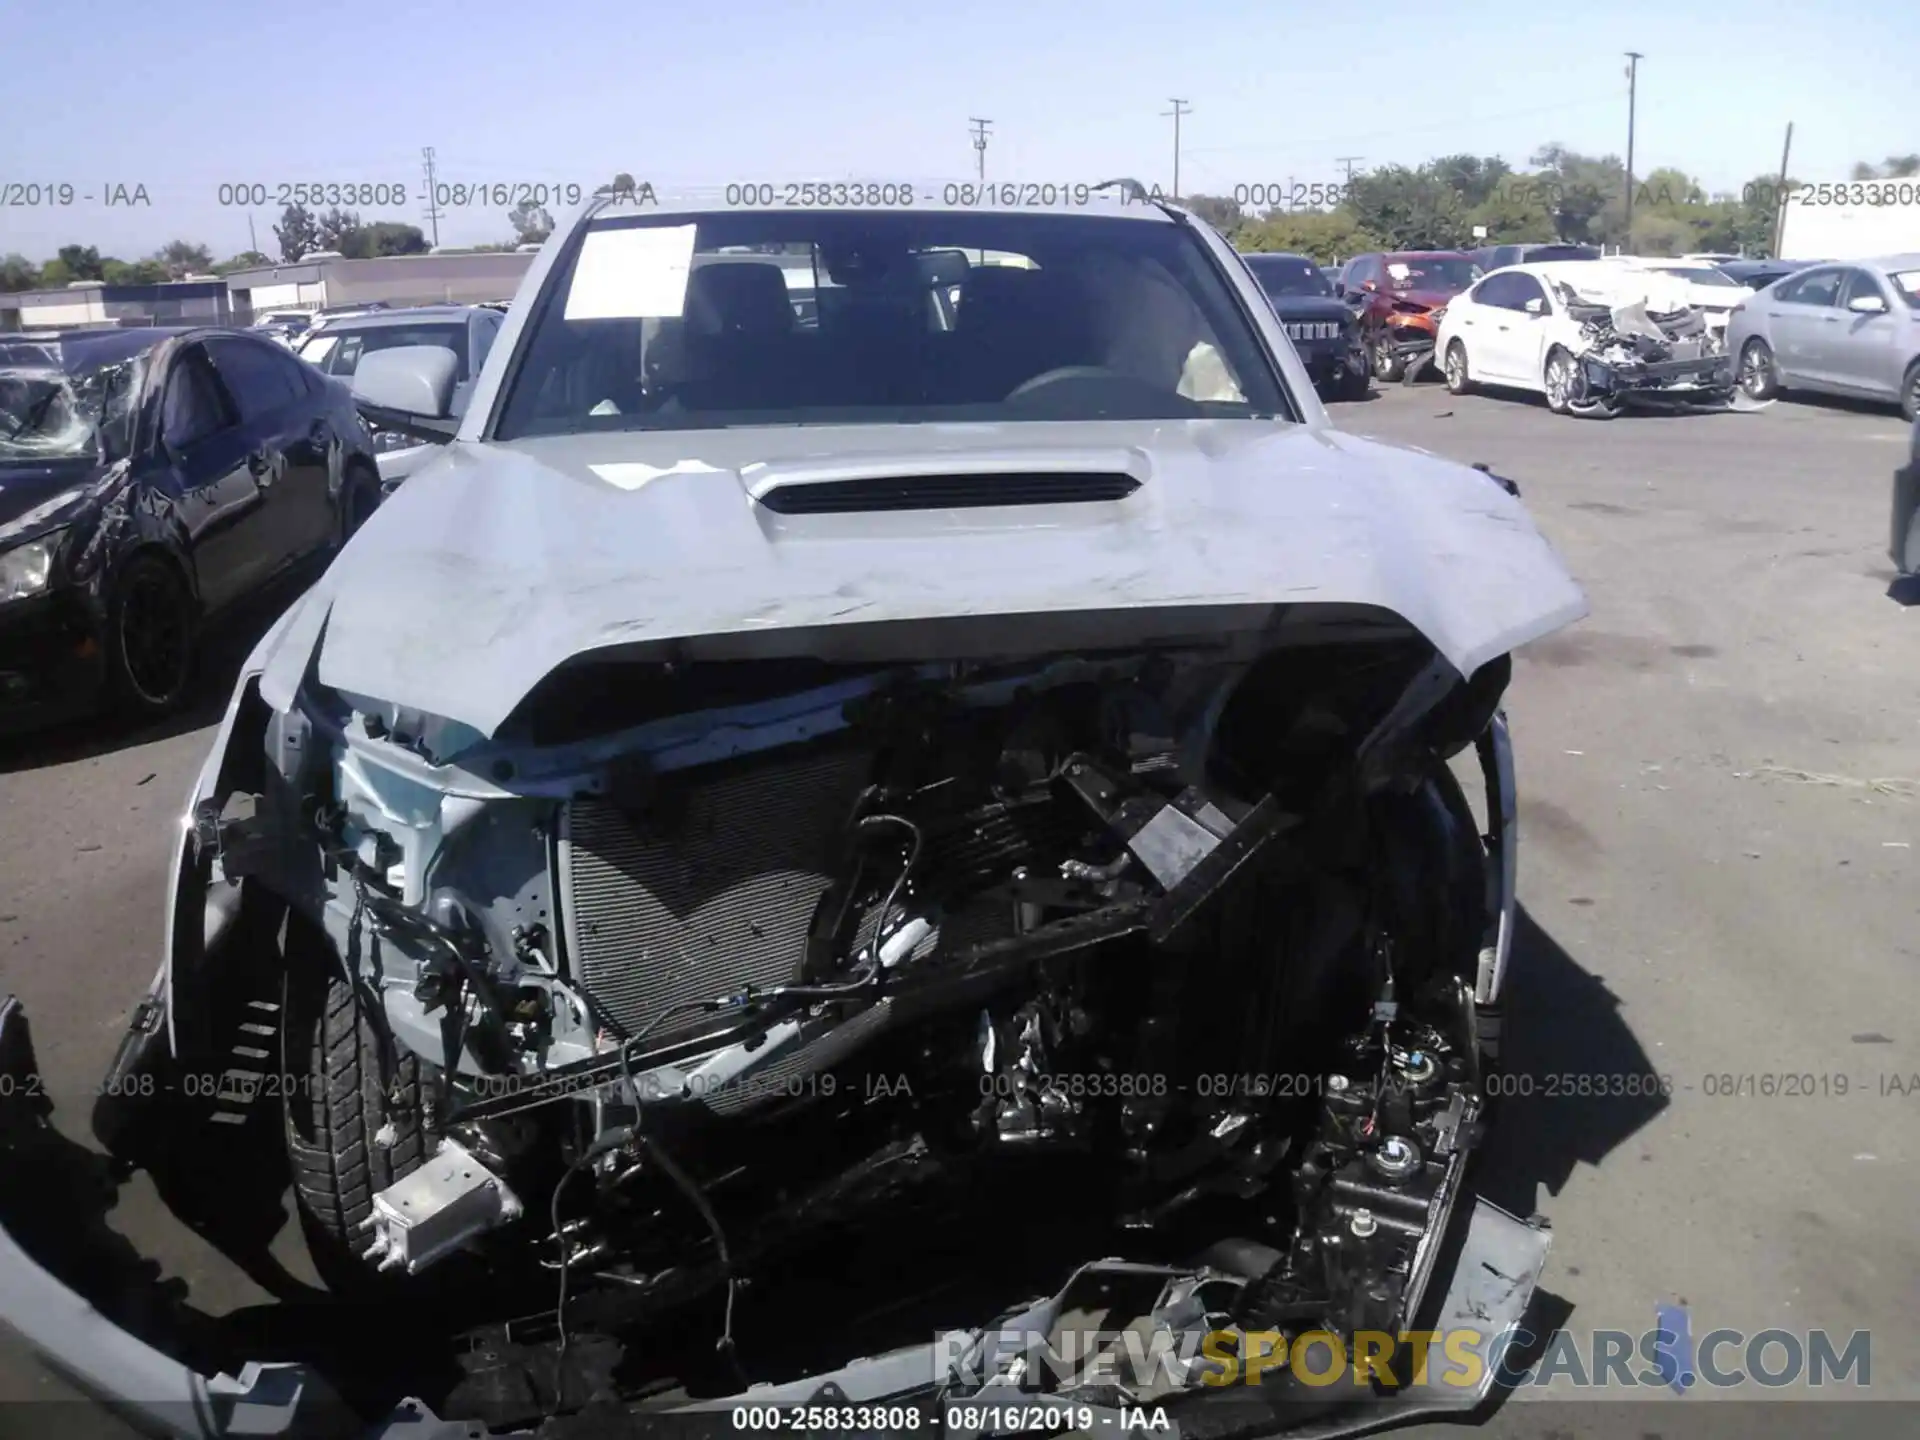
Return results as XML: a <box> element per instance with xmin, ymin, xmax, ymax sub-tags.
<box><xmin>744</xmin><ymin>447</ymin><xmax>1148</xmax><ymax>516</ymax></box>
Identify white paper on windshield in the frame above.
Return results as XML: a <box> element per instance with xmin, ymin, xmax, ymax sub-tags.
<box><xmin>1386</xmin><ymin>262</ymin><xmax>1411</xmax><ymax>281</ymax></box>
<box><xmin>565</xmin><ymin>224</ymin><xmax>698</xmax><ymax>321</ymax></box>
<box><xmin>589</xmin><ymin>459</ymin><xmax>722</xmax><ymax>492</ymax></box>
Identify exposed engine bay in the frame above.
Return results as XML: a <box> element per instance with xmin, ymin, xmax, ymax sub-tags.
<box><xmin>111</xmin><ymin>620</ymin><xmax>1530</xmax><ymax>1431</ymax></box>
<box><xmin>1553</xmin><ymin>283</ymin><xmax>1738</xmax><ymax>412</ymax></box>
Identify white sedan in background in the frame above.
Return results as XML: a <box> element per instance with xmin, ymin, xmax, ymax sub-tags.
<box><xmin>1436</xmin><ymin>261</ymin><xmax>1735</xmax><ymax>416</ymax></box>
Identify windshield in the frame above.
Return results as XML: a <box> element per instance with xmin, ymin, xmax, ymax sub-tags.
<box><xmin>495</xmin><ymin>209</ymin><xmax>1287</xmax><ymax>439</ymax></box>
<box><xmin>1383</xmin><ymin>257</ymin><xmax>1479</xmax><ymax>291</ymax></box>
<box><xmin>0</xmin><ymin>354</ymin><xmax>146</xmax><ymax>463</ymax></box>
<box><xmin>1244</xmin><ymin>255</ymin><xmax>1332</xmax><ymax>298</ymax></box>
<box><xmin>1890</xmin><ymin>270</ymin><xmax>1920</xmax><ymax>304</ymax></box>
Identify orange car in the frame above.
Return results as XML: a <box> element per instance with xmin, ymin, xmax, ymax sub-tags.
<box><xmin>1334</xmin><ymin>251</ymin><xmax>1483</xmax><ymax>381</ymax></box>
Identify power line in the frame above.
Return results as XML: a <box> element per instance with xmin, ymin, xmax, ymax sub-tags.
<box><xmin>1163</xmin><ymin>99</ymin><xmax>1191</xmax><ymax>199</ymax></box>
<box><xmin>420</xmin><ymin>147</ymin><xmax>443</xmax><ymax>248</ymax></box>
<box><xmin>1335</xmin><ymin>156</ymin><xmax>1365</xmax><ymax>184</ymax></box>
<box><xmin>969</xmin><ymin>117</ymin><xmax>993</xmax><ymax>182</ymax></box>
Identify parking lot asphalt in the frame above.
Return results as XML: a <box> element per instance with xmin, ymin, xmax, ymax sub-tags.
<box><xmin>1</xmin><ymin>382</ymin><xmax>1916</xmax><ymax>1435</ymax></box>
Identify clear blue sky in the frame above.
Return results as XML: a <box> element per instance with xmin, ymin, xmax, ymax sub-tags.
<box><xmin>1</xmin><ymin>0</ymin><xmax>1908</xmax><ymax>262</ymax></box>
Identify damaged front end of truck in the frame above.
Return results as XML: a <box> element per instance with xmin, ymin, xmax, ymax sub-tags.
<box><xmin>7</xmin><ymin>539</ymin><xmax>1571</xmax><ymax>1435</ymax></box>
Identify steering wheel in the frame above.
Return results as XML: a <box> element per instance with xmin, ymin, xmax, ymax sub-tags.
<box><xmin>1006</xmin><ymin>365</ymin><xmax>1136</xmax><ymax>400</ymax></box>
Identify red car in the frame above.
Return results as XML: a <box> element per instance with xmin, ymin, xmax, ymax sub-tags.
<box><xmin>1334</xmin><ymin>251</ymin><xmax>1483</xmax><ymax>381</ymax></box>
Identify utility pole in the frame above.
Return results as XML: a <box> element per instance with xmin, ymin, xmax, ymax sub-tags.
<box><xmin>247</xmin><ymin>214</ymin><xmax>258</xmax><ymax>256</ymax></box>
<box><xmin>420</xmin><ymin>146</ymin><xmax>443</xmax><ymax>249</ymax></box>
<box><xmin>969</xmin><ymin>118</ymin><xmax>992</xmax><ymax>181</ymax></box>
<box><xmin>1335</xmin><ymin>156</ymin><xmax>1364</xmax><ymax>185</ymax></box>
<box><xmin>1163</xmin><ymin>99</ymin><xmax>1191</xmax><ymax>199</ymax></box>
<box><xmin>1622</xmin><ymin>52</ymin><xmax>1643</xmax><ymax>247</ymax></box>
<box><xmin>1770</xmin><ymin>121</ymin><xmax>1795</xmax><ymax>258</ymax></box>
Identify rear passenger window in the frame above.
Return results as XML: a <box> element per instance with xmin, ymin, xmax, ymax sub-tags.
<box><xmin>206</xmin><ymin>338</ymin><xmax>303</xmax><ymax>421</ymax></box>
<box><xmin>1776</xmin><ymin>269</ymin><xmax>1842</xmax><ymax>307</ymax></box>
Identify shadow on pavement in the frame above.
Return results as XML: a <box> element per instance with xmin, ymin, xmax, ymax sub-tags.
<box><xmin>0</xmin><ymin>902</ymin><xmax>1665</xmax><ymax>1433</ymax></box>
<box><xmin>1472</xmin><ymin>903</ymin><xmax>1669</xmax><ymax>1217</ymax></box>
<box><xmin>0</xmin><ymin>565</ymin><xmax>314</xmax><ymax>778</ymax></box>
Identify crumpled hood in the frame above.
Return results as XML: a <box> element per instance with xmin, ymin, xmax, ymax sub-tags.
<box><xmin>1386</xmin><ymin>288</ymin><xmax>1458</xmax><ymax>311</ymax></box>
<box><xmin>266</xmin><ymin>420</ymin><xmax>1588</xmax><ymax>737</ymax></box>
<box><xmin>0</xmin><ymin>458</ymin><xmax>103</xmax><ymax>543</ymax></box>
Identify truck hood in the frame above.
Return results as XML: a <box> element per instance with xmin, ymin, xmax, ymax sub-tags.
<box><xmin>265</xmin><ymin>419</ymin><xmax>1588</xmax><ymax>737</ymax></box>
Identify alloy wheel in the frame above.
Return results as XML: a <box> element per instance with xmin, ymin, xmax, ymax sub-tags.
<box><xmin>117</xmin><ymin>564</ymin><xmax>191</xmax><ymax>708</ymax></box>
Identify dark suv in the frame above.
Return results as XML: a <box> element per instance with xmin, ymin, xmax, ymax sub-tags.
<box><xmin>1238</xmin><ymin>251</ymin><xmax>1369</xmax><ymax>400</ymax></box>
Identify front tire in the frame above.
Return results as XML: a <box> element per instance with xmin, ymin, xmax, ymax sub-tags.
<box><xmin>1443</xmin><ymin>340</ymin><xmax>1473</xmax><ymax>395</ymax></box>
<box><xmin>104</xmin><ymin>553</ymin><xmax>196</xmax><ymax>717</ymax></box>
<box><xmin>1738</xmin><ymin>338</ymin><xmax>1780</xmax><ymax>401</ymax></box>
<box><xmin>1372</xmin><ymin>338</ymin><xmax>1406</xmax><ymax>383</ymax></box>
<box><xmin>1900</xmin><ymin>360</ymin><xmax>1919</xmax><ymax>423</ymax></box>
<box><xmin>283</xmin><ymin>969</ymin><xmax>425</xmax><ymax>1288</ymax></box>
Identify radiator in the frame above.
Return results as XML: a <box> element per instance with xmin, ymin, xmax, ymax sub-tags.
<box><xmin>557</xmin><ymin>748</ymin><xmax>872</xmax><ymax>1036</ymax></box>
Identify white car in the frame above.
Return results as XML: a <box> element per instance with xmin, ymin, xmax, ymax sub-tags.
<box><xmin>1599</xmin><ymin>257</ymin><xmax>1754</xmax><ymax>333</ymax></box>
<box><xmin>1435</xmin><ymin>261</ymin><xmax>1736</xmax><ymax>416</ymax></box>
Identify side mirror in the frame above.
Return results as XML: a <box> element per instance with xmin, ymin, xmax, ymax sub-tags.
<box><xmin>1524</xmin><ymin>297</ymin><xmax>1546</xmax><ymax>316</ymax></box>
<box><xmin>351</xmin><ymin>346</ymin><xmax>460</xmax><ymax>443</ymax></box>
<box><xmin>1360</xmin><ymin>280</ymin><xmax>1378</xmax><ymax>293</ymax></box>
<box><xmin>1848</xmin><ymin>293</ymin><xmax>1888</xmax><ymax>315</ymax></box>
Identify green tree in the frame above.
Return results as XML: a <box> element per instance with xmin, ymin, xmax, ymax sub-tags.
<box><xmin>55</xmin><ymin>245</ymin><xmax>106</xmax><ymax>281</ymax></box>
<box><xmin>1237</xmin><ymin>209</ymin><xmax>1382</xmax><ymax>265</ymax></box>
<box><xmin>153</xmin><ymin>240</ymin><xmax>214</xmax><ymax>280</ymax></box>
<box><xmin>1181</xmin><ymin>193</ymin><xmax>1244</xmax><ymax>235</ymax></box>
<box><xmin>343</xmin><ymin>222</ymin><xmax>429</xmax><ymax>258</ymax></box>
<box><xmin>1428</xmin><ymin>153</ymin><xmax>1514</xmax><ymax>208</ymax></box>
<box><xmin>0</xmin><ymin>254</ymin><xmax>39</xmax><ymax>292</ymax></box>
<box><xmin>275</xmin><ymin>204</ymin><xmax>320</xmax><ymax>262</ymax></box>
<box><xmin>1528</xmin><ymin>145</ymin><xmax>1625</xmax><ymax>243</ymax></box>
<box><xmin>1344</xmin><ymin>164</ymin><xmax>1474</xmax><ymax>248</ymax></box>
<box><xmin>508</xmin><ymin>200</ymin><xmax>555</xmax><ymax>245</ymax></box>
<box><xmin>1466</xmin><ymin>180</ymin><xmax>1557</xmax><ymax>244</ymax></box>
<box><xmin>102</xmin><ymin>258</ymin><xmax>169</xmax><ymax>284</ymax></box>
<box><xmin>315</xmin><ymin>207</ymin><xmax>362</xmax><ymax>252</ymax></box>
<box><xmin>1853</xmin><ymin>155</ymin><xmax>1920</xmax><ymax>180</ymax></box>
<box><xmin>37</xmin><ymin>259</ymin><xmax>73</xmax><ymax>287</ymax></box>
<box><xmin>212</xmin><ymin>251</ymin><xmax>271</xmax><ymax>275</ymax></box>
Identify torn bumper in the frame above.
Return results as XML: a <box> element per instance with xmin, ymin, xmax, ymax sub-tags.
<box><xmin>1579</xmin><ymin>352</ymin><xmax>1735</xmax><ymax>402</ymax></box>
<box><xmin>3</xmin><ymin>984</ymin><xmax>1548</xmax><ymax>1440</ymax></box>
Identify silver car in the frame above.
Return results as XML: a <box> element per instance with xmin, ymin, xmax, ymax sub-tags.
<box><xmin>1727</xmin><ymin>253</ymin><xmax>1920</xmax><ymax>419</ymax></box>
<box><xmin>295</xmin><ymin>304</ymin><xmax>506</xmax><ymax>485</ymax></box>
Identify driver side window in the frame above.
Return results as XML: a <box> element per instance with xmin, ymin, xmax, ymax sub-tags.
<box><xmin>160</xmin><ymin>348</ymin><xmax>232</xmax><ymax>451</ymax></box>
<box><xmin>1508</xmin><ymin>275</ymin><xmax>1548</xmax><ymax>312</ymax></box>
<box><xmin>1473</xmin><ymin>274</ymin><xmax>1516</xmax><ymax>310</ymax></box>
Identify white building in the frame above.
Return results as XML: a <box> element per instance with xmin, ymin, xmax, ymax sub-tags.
<box><xmin>0</xmin><ymin>279</ymin><xmax>232</xmax><ymax>331</ymax></box>
<box><xmin>223</xmin><ymin>251</ymin><xmax>535</xmax><ymax>320</ymax></box>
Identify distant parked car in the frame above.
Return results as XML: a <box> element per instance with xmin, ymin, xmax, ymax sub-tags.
<box><xmin>1468</xmin><ymin>243</ymin><xmax>1603</xmax><ymax>271</ymax></box>
<box><xmin>1726</xmin><ymin>254</ymin><xmax>1920</xmax><ymax>419</ymax></box>
<box><xmin>1716</xmin><ymin>257</ymin><xmax>1821</xmax><ymax>291</ymax></box>
<box><xmin>296</xmin><ymin>305</ymin><xmax>505</xmax><ymax>486</ymax></box>
<box><xmin>1237</xmin><ymin>251</ymin><xmax>1369</xmax><ymax>399</ymax></box>
<box><xmin>1334</xmin><ymin>250</ymin><xmax>1482</xmax><ymax>380</ymax></box>
<box><xmin>0</xmin><ymin>327</ymin><xmax>381</xmax><ymax>730</ymax></box>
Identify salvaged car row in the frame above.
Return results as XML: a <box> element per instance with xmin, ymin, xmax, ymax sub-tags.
<box><xmin>0</xmin><ymin>189</ymin><xmax>1913</xmax><ymax>1440</ymax></box>
<box><xmin>1235</xmin><ymin>244</ymin><xmax>1920</xmax><ymax>421</ymax></box>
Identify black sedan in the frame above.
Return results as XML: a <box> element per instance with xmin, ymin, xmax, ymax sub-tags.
<box><xmin>0</xmin><ymin>326</ymin><xmax>382</xmax><ymax>730</ymax></box>
<box><xmin>1237</xmin><ymin>251</ymin><xmax>1370</xmax><ymax>400</ymax></box>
